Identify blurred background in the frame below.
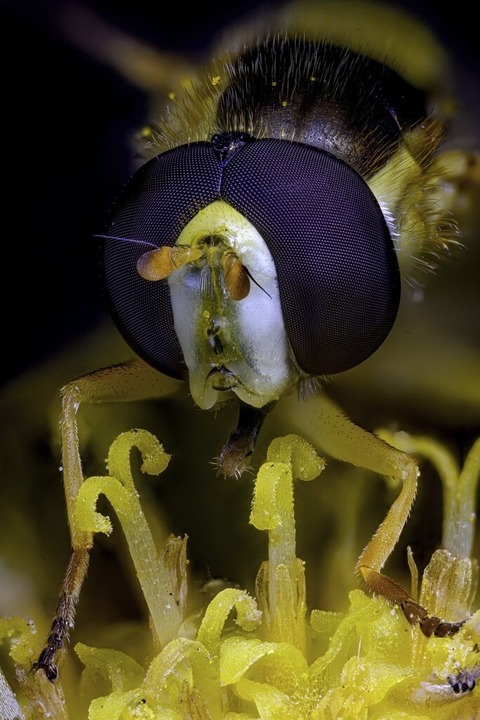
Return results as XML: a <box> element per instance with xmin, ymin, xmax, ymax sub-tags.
<box><xmin>0</xmin><ymin>0</ymin><xmax>479</xmax><ymax>700</ymax></box>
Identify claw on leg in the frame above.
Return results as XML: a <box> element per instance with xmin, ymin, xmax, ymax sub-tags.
<box><xmin>360</xmin><ymin>565</ymin><xmax>466</xmax><ymax>637</ymax></box>
<box><xmin>215</xmin><ymin>401</ymin><xmax>275</xmax><ymax>478</ymax></box>
<box><xmin>34</xmin><ymin>548</ymin><xmax>90</xmax><ymax>681</ymax></box>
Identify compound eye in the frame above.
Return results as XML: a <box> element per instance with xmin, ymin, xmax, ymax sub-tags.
<box><xmin>101</xmin><ymin>143</ymin><xmax>222</xmax><ymax>378</ymax></box>
<box><xmin>222</xmin><ymin>139</ymin><xmax>401</xmax><ymax>375</ymax></box>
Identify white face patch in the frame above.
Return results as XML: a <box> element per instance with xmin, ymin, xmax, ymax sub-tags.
<box><xmin>167</xmin><ymin>200</ymin><xmax>298</xmax><ymax>409</ymax></box>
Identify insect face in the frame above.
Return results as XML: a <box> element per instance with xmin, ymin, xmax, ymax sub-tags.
<box><xmin>103</xmin><ymin>132</ymin><xmax>400</xmax><ymax>419</ymax></box>
<box><xmin>165</xmin><ymin>200</ymin><xmax>295</xmax><ymax>410</ymax></box>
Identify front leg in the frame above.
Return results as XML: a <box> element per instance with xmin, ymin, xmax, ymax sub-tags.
<box><xmin>35</xmin><ymin>359</ymin><xmax>182</xmax><ymax>680</ymax></box>
<box><xmin>279</xmin><ymin>390</ymin><xmax>465</xmax><ymax>636</ymax></box>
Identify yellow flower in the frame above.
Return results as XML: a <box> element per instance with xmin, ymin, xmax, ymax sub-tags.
<box><xmin>2</xmin><ymin>429</ymin><xmax>479</xmax><ymax>719</ymax></box>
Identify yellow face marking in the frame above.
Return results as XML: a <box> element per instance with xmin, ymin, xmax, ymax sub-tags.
<box><xmin>166</xmin><ymin>200</ymin><xmax>295</xmax><ymax>410</ymax></box>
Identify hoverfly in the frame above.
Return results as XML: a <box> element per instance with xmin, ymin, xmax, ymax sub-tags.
<box><xmin>33</xmin><ymin>0</ymin><xmax>479</xmax><ymax>681</ymax></box>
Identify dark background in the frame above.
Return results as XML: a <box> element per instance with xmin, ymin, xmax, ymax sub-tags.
<box><xmin>1</xmin><ymin>0</ymin><xmax>269</xmax><ymax>383</ymax></box>
<box><xmin>1</xmin><ymin>0</ymin><xmax>479</xmax><ymax>385</ymax></box>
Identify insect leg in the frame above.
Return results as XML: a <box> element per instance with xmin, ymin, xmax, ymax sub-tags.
<box><xmin>34</xmin><ymin>359</ymin><xmax>182</xmax><ymax>681</ymax></box>
<box><xmin>279</xmin><ymin>391</ymin><xmax>465</xmax><ymax>636</ymax></box>
<box><xmin>215</xmin><ymin>400</ymin><xmax>276</xmax><ymax>478</ymax></box>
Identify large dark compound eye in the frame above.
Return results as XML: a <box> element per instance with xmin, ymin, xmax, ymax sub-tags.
<box><xmin>221</xmin><ymin>139</ymin><xmax>401</xmax><ymax>375</ymax></box>
<box><xmin>102</xmin><ymin>143</ymin><xmax>223</xmax><ymax>379</ymax></box>
<box><xmin>102</xmin><ymin>136</ymin><xmax>400</xmax><ymax>380</ymax></box>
